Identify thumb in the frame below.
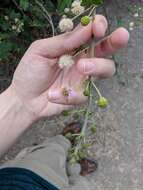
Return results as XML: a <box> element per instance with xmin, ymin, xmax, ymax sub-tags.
<box><xmin>30</xmin><ymin>23</ymin><xmax>92</xmax><ymax>58</ymax></box>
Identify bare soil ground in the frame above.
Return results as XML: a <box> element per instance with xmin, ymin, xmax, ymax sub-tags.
<box><xmin>1</xmin><ymin>1</ymin><xmax>143</xmax><ymax>189</ymax></box>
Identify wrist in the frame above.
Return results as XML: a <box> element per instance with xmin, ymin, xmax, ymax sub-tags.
<box><xmin>3</xmin><ymin>86</ymin><xmax>37</xmax><ymax>126</ymax></box>
<box><xmin>0</xmin><ymin>86</ymin><xmax>37</xmax><ymax>156</ymax></box>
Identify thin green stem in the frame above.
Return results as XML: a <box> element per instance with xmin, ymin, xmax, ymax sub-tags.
<box><xmin>69</xmin><ymin>6</ymin><xmax>97</xmax><ymax>163</ymax></box>
<box><xmin>72</xmin><ymin>5</ymin><xmax>93</xmax><ymax>21</ymax></box>
<box><xmin>74</xmin><ymin>134</ymin><xmax>84</xmax><ymax>156</ymax></box>
<box><xmin>91</xmin><ymin>81</ymin><xmax>102</xmax><ymax>98</ymax></box>
<box><xmin>81</xmin><ymin>89</ymin><xmax>92</xmax><ymax>136</ymax></box>
<box><xmin>88</xmin><ymin>5</ymin><xmax>96</xmax><ymax>17</ymax></box>
<box><xmin>80</xmin><ymin>7</ymin><xmax>96</xmax><ymax>135</ymax></box>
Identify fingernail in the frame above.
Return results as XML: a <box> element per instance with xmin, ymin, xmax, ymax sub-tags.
<box><xmin>94</xmin><ymin>19</ymin><xmax>107</xmax><ymax>37</ymax></box>
<box><xmin>48</xmin><ymin>90</ymin><xmax>60</xmax><ymax>100</ymax></box>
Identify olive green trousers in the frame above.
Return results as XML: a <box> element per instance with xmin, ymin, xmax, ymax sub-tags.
<box><xmin>2</xmin><ymin>135</ymin><xmax>92</xmax><ymax>190</ymax></box>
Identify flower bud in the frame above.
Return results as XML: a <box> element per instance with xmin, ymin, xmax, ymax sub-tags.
<box><xmin>83</xmin><ymin>89</ymin><xmax>90</xmax><ymax>97</ymax></box>
<box><xmin>81</xmin><ymin>16</ymin><xmax>90</xmax><ymax>26</ymax></box>
<box><xmin>58</xmin><ymin>55</ymin><xmax>74</xmax><ymax>69</ymax></box>
<box><xmin>97</xmin><ymin>97</ymin><xmax>108</xmax><ymax>108</ymax></box>
<box><xmin>91</xmin><ymin>124</ymin><xmax>96</xmax><ymax>134</ymax></box>
<box><xmin>59</xmin><ymin>18</ymin><xmax>73</xmax><ymax>32</ymax></box>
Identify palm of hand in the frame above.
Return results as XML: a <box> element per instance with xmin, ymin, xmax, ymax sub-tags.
<box><xmin>12</xmin><ymin>48</ymin><xmax>86</xmax><ymax>117</ymax></box>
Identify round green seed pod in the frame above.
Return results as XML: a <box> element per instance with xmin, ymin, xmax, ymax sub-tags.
<box><xmin>83</xmin><ymin>89</ymin><xmax>90</xmax><ymax>97</ymax></box>
<box><xmin>91</xmin><ymin>125</ymin><xmax>96</xmax><ymax>134</ymax></box>
<box><xmin>97</xmin><ymin>97</ymin><xmax>108</xmax><ymax>108</ymax></box>
<box><xmin>81</xmin><ymin>16</ymin><xmax>90</xmax><ymax>26</ymax></box>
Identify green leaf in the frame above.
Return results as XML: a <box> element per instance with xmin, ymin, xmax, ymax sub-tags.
<box><xmin>0</xmin><ymin>33</ymin><xmax>10</xmax><ymax>41</ymax></box>
<box><xmin>0</xmin><ymin>41</ymin><xmax>12</xmax><ymax>59</ymax></box>
<box><xmin>0</xmin><ymin>17</ymin><xmax>10</xmax><ymax>31</ymax></box>
<box><xmin>20</xmin><ymin>0</ymin><xmax>29</xmax><ymax>11</ymax></box>
<box><xmin>62</xmin><ymin>110</ymin><xmax>70</xmax><ymax>116</ymax></box>
<box><xmin>81</xmin><ymin>0</ymin><xmax>103</xmax><ymax>7</ymax></box>
<box><xmin>78</xmin><ymin>150</ymin><xmax>87</xmax><ymax>159</ymax></box>
<box><xmin>45</xmin><ymin>1</ymin><xmax>56</xmax><ymax>12</ymax></box>
<box><xmin>9</xmin><ymin>10</ymin><xmax>21</xmax><ymax>19</ymax></box>
<box><xmin>57</xmin><ymin>0</ymin><xmax>72</xmax><ymax>12</ymax></box>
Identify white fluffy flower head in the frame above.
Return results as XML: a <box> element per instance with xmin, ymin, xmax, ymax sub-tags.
<box><xmin>15</xmin><ymin>18</ymin><xmax>19</xmax><ymax>23</ymax></box>
<box><xmin>71</xmin><ymin>0</ymin><xmax>81</xmax><ymax>8</ymax></box>
<box><xmin>58</xmin><ymin>55</ymin><xmax>75</xmax><ymax>69</ymax></box>
<box><xmin>59</xmin><ymin>18</ymin><xmax>74</xmax><ymax>32</ymax></box>
<box><xmin>71</xmin><ymin>5</ymin><xmax>85</xmax><ymax>15</ymax></box>
<box><xmin>129</xmin><ymin>22</ymin><xmax>134</xmax><ymax>27</ymax></box>
<box><xmin>4</xmin><ymin>15</ymin><xmax>9</xmax><ymax>20</ymax></box>
<box><xmin>64</xmin><ymin>8</ymin><xmax>70</xmax><ymax>13</ymax></box>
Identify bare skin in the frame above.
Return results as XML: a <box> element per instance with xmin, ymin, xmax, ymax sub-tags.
<box><xmin>0</xmin><ymin>15</ymin><xmax>129</xmax><ymax>157</ymax></box>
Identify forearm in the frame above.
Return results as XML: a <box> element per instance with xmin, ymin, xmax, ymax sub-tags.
<box><xmin>0</xmin><ymin>86</ymin><xmax>35</xmax><ymax>157</ymax></box>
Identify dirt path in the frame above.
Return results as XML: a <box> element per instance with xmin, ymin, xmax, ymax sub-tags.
<box><xmin>1</xmin><ymin>1</ymin><xmax>143</xmax><ymax>189</ymax></box>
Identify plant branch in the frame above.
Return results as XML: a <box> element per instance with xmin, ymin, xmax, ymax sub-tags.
<box><xmin>71</xmin><ymin>7</ymin><xmax>97</xmax><ymax>159</ymax></box>
<box><xmin>91</xmin><ymin>81</ymin><xmax>102</xmax><ymax>98</ymax></box>
<box><xmin>12</xmin><ymin>0</ymin><xmax>25</xmax><ymax>16</ymax></box>
<box><xmin>35</xmin><ymin>0</ymin><xmax>55</xmax><ymax>37</ymax></box>
<box><xmin>72</xmin><ymin>5</ymin><xmax>93</xmax><ymax>21</ymax></box>
<box><xmin>81</xmin><ymin>89</ymin><xmax>92</xmax><ymax>136</ymax></box>
<box><xmin>80</xmin><ymin>6</ymin><xmax>96</xmax><ymax>145</ymax></box>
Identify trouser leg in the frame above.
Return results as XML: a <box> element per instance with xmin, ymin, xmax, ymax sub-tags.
<box><xmin>67</xmin><ymin>176</ymin><xmax>92</xmax><ymax>190</ymax></box>
<box><xmin>2</xmin><ymin>135</ymin><xmax>93</xmax><ymax>190</ymax></box>
<box><xmin>2</xmin><ymin>135</ymin><xmax>71</xmax><ymax>189</ymax></box>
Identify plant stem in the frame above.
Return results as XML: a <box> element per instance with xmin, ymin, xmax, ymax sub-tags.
<box><xmin>81</xmin><ymin>89</ymin><xmax>92</xmax><ymax>136</ymax></box>
<box><xmin>12</xmin><ymin>0</ymin><xmax>25</xmax><ymax>16</ymax></box>
<box><xmin>91</xmin><ymin>81</ymin><xmax>102</xmax><ymax>98</ymax></box>
<box><xmin>78</xmin><ymin>6</ymin><xmax>96</xmax><ymax>148</ymax></box>
<box><xmin>71</xmin><ymin>7</ymin><xmax>97</xmax><ymax>159</ymax></box>
<box><xmin>35</xmin><ymin>0</ymin><xmax>55</xmax><ymax>37</ymax></box>
<box><xmin>89</xmin><ymin>6</ymin><xmax>96</xmax><ymax>17</ymax></box>
<box><xmin>89</xmin><ymin>6</ymin><xmax>96</xmax><ymax>57</ymax></box>
<box><xmin>73</xmin><ymin>46</ymin><xmax>89</xmax><ymax>57</ymax></box>
<box><xmin>73</xmin><ymin>36</ymin><xmax>108</xmax><ymax>58</ymax></box>
<box><xmin>72</xmin><ymin>5</ymin><xmax>93</xmax><ymax>21</ymax></box>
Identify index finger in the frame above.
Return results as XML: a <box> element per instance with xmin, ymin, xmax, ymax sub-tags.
<box><xmin>92</xmin><ymin>15</ymin><xmax>108</xmax><ymax>38</ymax></box>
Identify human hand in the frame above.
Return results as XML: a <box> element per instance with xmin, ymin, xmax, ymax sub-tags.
<box><xmin>11</xmin><ymin>15</ymin><xmax>129</xmax><ymax>119</ymax></box>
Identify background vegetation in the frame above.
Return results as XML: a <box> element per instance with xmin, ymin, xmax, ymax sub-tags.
<box><xmin>0</xmin><ymin>0</ymin><xmax>103</xmax><ymax>91</ymax></box>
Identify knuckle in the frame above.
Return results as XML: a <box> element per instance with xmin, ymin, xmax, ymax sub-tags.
<box><xmin>31</xmin><ymin>40</ymin><xmax>41</xmax><ymax>48</ymax></box>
